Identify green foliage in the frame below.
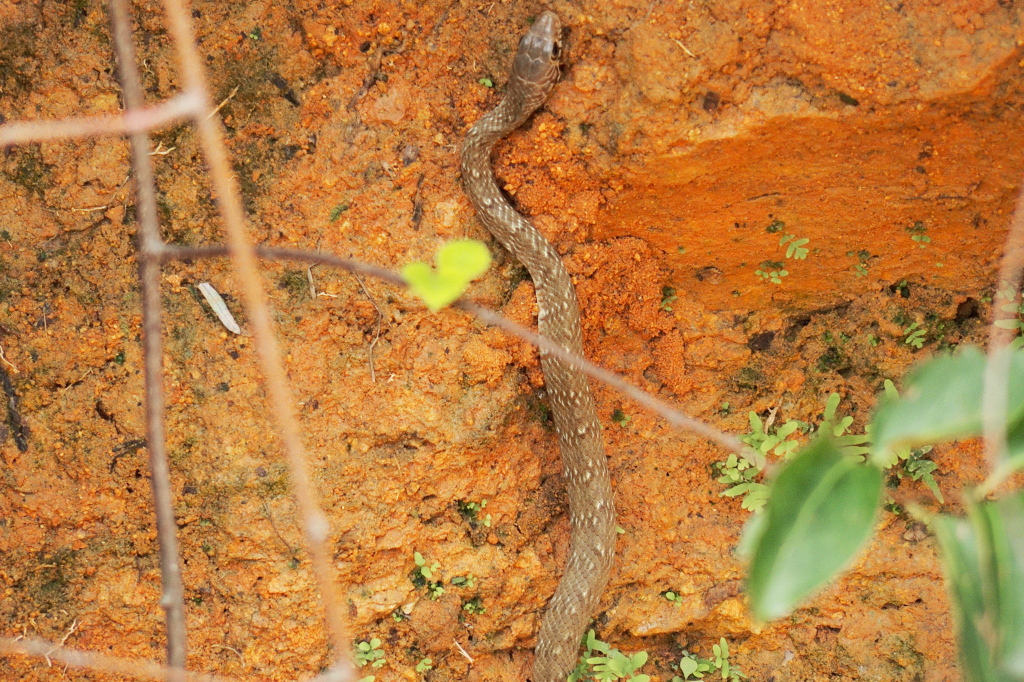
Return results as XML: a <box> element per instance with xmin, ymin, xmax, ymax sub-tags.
<box><xmin>478</xmin><ymin>77</ymin><xmax>494</xmax><ymax>87</ymax></box>
<box><xmin>416</xmin><ymin>657</ymin><xmax>433</xmax><ymax>673</ymax></box>
<box><xmin>462</xmin><ymin>596</ymin><xmax>486</xmax><ymax>615</ymax></box>
<box><xmin>906</xmin><ymin>221</ymin><xmax>931</xmax><ymax>247</ymax></box>
<box><xmin>904</xmin><ymin>322</ymin><xmax>926</xmax><ymax>349</ymax></box>
<box><xmin>744</xmin><ymin>435</ymin><xmax>882</xmax><ymax>620</ymax></box>
<box><xmin>754</xmin><ymin>261</ymin><xmax>788</xmax><ymax>284</ymax></box>
<box><xmin>765</xmin><ymin>219</ymin><xmax>785</xmax><ymax>234</ymax></box>
<box><xmin>450</xmin><ymin>573</ymin><xmax>477</xmax><ymax>588</ymax></box>
<box><xmin>402</xmin><ymin>240</ymin><xmax>491</xmax><ymax>311</ymax></box>
<box><xmin>569</xmin><ymin>631</ymin><xmax>650</xmax><ymax>682</ymax></box>
<box><xmin>663</xmin><ymin>590</ymin><xmax>683</xmax><ymax>605</ymax></box>
<box><xmin>779</xmin><ymin>234</ymin><xmax>809</xmax><ymax>260</ymax></box>
<box><xmin>414</xmin><ymin>552</ymin><xmax>440</xmax><ymax>580</ymax></box>
<box><xmin>412</xmin><ymin>552</ymin><xmax>445</xmax><ymax>599</ymax></box>
<box><xmin>742</xmin><ymin>343</ymin><xmax>1024</xmax><ymax>682</ymax></box>
<box><xmin>354</xmin><ymin>638</ymin><xmax>386</xmax><ymax>668</ymax></box>
<box><xmin>457</xmin><ymin>499</ymin><xmax>491</xmax><ymax>527</ymax></box>
<box><xmin>661</xmin><ymin>286</ymin><xmax>678</xmax><ymax>311</ymax></box>
<box><xmin>612</xmin><ymin>408</ymin><xmax>633</xmax><ymax>427</ymax></box>
<box><xmin>672</xmin><ymin>639</ymin><xmax>746</xmax><ymax>681</ymax></box>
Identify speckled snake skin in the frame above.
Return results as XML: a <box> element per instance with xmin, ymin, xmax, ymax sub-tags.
<box><xmin>460</xmin><ymin>12</ymin><xmax>617</xmax><ymax>682</ymax></box>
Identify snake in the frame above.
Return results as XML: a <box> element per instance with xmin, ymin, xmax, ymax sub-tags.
<box><xmin>460</xmin><ymin>11</ymin><xmax>617</xmax><ymax>682</ymax></box>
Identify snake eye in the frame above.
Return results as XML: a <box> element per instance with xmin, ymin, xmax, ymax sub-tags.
<box><xmin>550</xmin><ymin>41</ymin><xmax>561</xmax><ymax>59</ymax></box>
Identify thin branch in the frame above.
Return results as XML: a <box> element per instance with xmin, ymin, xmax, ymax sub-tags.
<box><xmin>0</xmin><ymin>92</ymin><xmax>200</xmax><ymax>147</ymax></box>
<box><xmin>353</xmin><ymin>272</ymin><xmax>384</xmax><ymax>383</ymax></box>
<box><xmin>160</xmin><ymin>244</ymin><xmax>747</xmax><ymax>455</ymax></box>
<box><xmin>0</xmin><ymin>637</ymin><xmax>236</xmax><ymax>682</ymax></box>
<box><xmin>108</xmin><ymin>0</ymin><xmax>188</xmax><ymax>670</ymax></box>
<box><xmin>158</xmin><ymin>0</ymin><xmax>353</xmax><ymax>672</ymax></box>
<box><xmin>979</xmin><ymin>178</ymin><xmax>1024</xmax><ymax>496</ymax></box>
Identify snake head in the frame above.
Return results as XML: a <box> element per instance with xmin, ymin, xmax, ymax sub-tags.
<box><xmin>510</xmin><ymin>11</ymin><xmax>563</xmax><ymax>103</ymax></box>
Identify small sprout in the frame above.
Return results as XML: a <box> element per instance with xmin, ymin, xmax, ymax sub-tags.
<box><xmin>391</xmin><ymin>607</ymin><xmax>408</xmax><ymax>622</ymax></box>
<box><xmin>853</xmin><ymin>263</ymin><xmax>869</xmax><ymax>278</ymax></box>
<box><xmin>779</xmin><ymin>234</ymin><xmax>809</xmax><ymax>259</ymax></box>
<box><xmin>615</xmin><ymin>526</ymin><xmax>626</xmax><ymax>534</ymax></box>
<box><xmin>457</xmin><ymin>500</ymin><xmax>490</xmax><ymax>527</ymax></box>
<box><xmin>402</xmin><ymin>240</ymin><xmax>492</xmax><ymax>312</ymax></box>
<box><xmin>428</xmin><ymin>583</ymin><xmax>445</xmax><ymax>600</ymax></box>
<box><xmin>416</xmin><ymin>658</ymin><xmax>433</xmax><ymax>673</ymax></box>
<box><xmin>660</xmin><ymin>286</ymin><xmax>678</xmax><ymax>311</ymax></box>
<box><xmin>905</xmin><ymin>220</ymin><xmax>931</xmax><ymax>248</ymax></box>
<box><xmin>754</xmin><ymin>261</ymin><xmax>788</xmax><ymax>284</ymax></box>
<box><xmin>450</xmin><ymin>574</ymin><xmax>476</xmax><ymax>589</ymax></box>
<box><xmin>354</xmin><ymin>638</ymin><xmax>386</xmax><ymax>668</ymax></box>
<box><xmin>719</xmin><ymin>401</ymin><xmax>731</xmax><ymax>415</ymax></box>
<box><xmin>478</xmin><ymin>77</ymin><xmax>494</xmax><ymax>87</ymax></box>
<box><xmin>904</xmin><ymin>323</ymin><xmax>926</xmax><ymax>349</ymax></box>
<box><xmin>677</xmin><ymin>246</ymin><xmax>687</xmax><ymax>254</ymax></box>
<box><xmin>765</xmin><ymin>219</ymin><xmax>785</xmax><ymax>234</ymax></box>
<box><xmin>611</xmin><ymin>408</ymin><xmax>632</xmax><ymax>427</ymax></box>
<box><xmin>663</xmin><ymin>590</ymin><xmax>683</xmax><ymax>605</ymax></box>
<box><xmin>462</xmin><ymin>596</ymin><xmax>486</xmax><ymax>614</ymax></box>
<box><xmin>414</xmin><ymin>552</ymin><xmax>441</xmax><ymax>580</ymax></box>
<box><xmin>247</xmin><ymin>26</ymin><xmax>262</xmax><ymax>40</ymax></box>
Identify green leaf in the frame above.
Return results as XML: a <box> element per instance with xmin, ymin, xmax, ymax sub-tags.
<box><xmin>870</xmin><ymin>347</ymin><xmax>1024</xmax><ymax>467</ymax></box>
<box><xmin>932</xmin><ymin>513</ymin><xmax>1007</xmax><ymax>682</ymax></box>
<box><xmin>977</xmin><ymin>493</ymin><xmax>1024</xmax><ymax>676</ymax></box>
<box><xmin>679</xmin><ymin>657</ymin><xmax>700</xmax><ymax>677</ymax></box>
<box><xmin>402</xmin><ymin>240</ymin><xmax>491</xmax><ymax>312</ymax></box>
<box><xmin>747</xmin><ymin>436</ymin><xmax>882</xmax><ymax>621</ymax></box>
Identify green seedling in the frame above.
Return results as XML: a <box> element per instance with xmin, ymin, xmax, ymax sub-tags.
<box><xmin>661</xmin><ymin>286</ymin><xmax>678</xmax><ymax>311</ymax></box>
<box><xmin>451</xmin><ymin>574</ymin><xmax>476</xmax><ymax>588</ymax></box>
<box><xmin>612</xmin><ymin>408</ymin><xmax>632</xmax><ymax>427</ymax></box>
<box><xmin>754</xmin><ymin>261</ymin><xmax>788</xmax><ymax>284</ymax></box>
<box><xmin>906</xmin><ymin>221</ymin><xmax>931</xmax><ymax>248</ymax></box>
<box><xmin>354</xmin><ymin>638</ymin><xmax>386</xmax><ymax>668</ymax></box>
<box><xmin>779</xmin><ymin>234</ymin><xmax>809</xmax><ymax>259</ymax></box>
<box><xmin>462</xmin><ymin>596</ymin><xmax>486</xmax><ymax>615</ymax></box>
<box><xmin>416</xmin><ymin>658</ymin><xmax>433</xmax><ymax>673</ymax></box>
<box><xmin>663</xmin><ymin>590</ymin><xmax>683</xmax><ymax>605</ymax></box>
<box><xmin>402</xmin><ymin>240</ymin><xmax>491</xmax><ymax>311</ymax></box>
<box><xmin>673</xmin><ymin>638</ymin><xmax>746</xmax><ymax>681</ymax></box>
<box><xmin>904</xmin><ymin>323</ymin><xmax>926</xmax><ymax>349</ymax></box>
<box><xmin>457</xmin><ymin>500</ymin><xmax>491</xmax><ymax>528</ymax></box>
<box><xmin>414</xmin><ymin>552</ymin><xmax>440</xmax><ymax>580</ymax></box>
<box><xmin>569</xmin><ymin>630</ymin><xmax>650</xmax><ymax>682</ymax></box>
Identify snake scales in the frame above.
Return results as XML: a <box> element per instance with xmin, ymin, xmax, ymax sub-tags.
<box><xmin>460</xmin><ymin>11</ymin><xmax>617</xmax><ymax>682</ymax></box>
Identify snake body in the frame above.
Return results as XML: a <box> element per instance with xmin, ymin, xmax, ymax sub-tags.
<box><xmin>460</xmin><ymin>12</ymin><xmax>617</xmax><ymax>682</ymax></box>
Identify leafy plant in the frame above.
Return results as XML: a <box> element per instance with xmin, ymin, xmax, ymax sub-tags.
<box><xmin>414</xmin><ymin>552</ymin><xmax>440</xmax><ymax>580</ymax></box>
<box><xmin>462</xmin><ymin>596</ymin><xmax>486</xmax><ymax>615</ymax></box>
<box><xmin>661</xmin><ymin>286</ymin><xmax>678</xmax><ymax>311</ymax></box>
<box><xmin>354</xmin><ymin>638</ymin><xmax>386</xmax><ymax>668</ymax></box>
<box><xmin>663</xmin><ymin>590</ymin><xmax>683</xmax><ymax>605</ymax></box>
<box><xmin>450</xmin><ymin>573</ymin><xmax>477</xmax><ymax>588</ymax></box>
<box><xmin>457</xmin><ymin>500</ymin><xmax>491</xmax><ymax>528</ymax></box>
<box><xmin>672</xmin><ymin>638</ymin><xmax>746</xmax><ymax>681</ymax></box>
<box><xmin>416</xmin><ymin>657</ymin><xmax>433</xmax><ymax>673</ymax></box>
<box><xmin>906</xmin><ymin>220</ymin><xmax>931</xmax><ymax>248</ymax></box>
<box><xmin>569</xmin><ymin>630</ymin><xmax>650</xmax><ymax>682</ymax></box>
<box><xmin>754</xmin><ymin>260</ymin><xmax>788</xmax><ymax>284</ymax></box>
<box><xmin>779</xmin><ymin>234</ymin><xmax>809</xmax><ymax>259</ymax></box>
<box><xmin>402</xmin><ymin>240</ymin><xmax>491</xmax><ymax>311</ymax></box>
<box><xmin>612</xmin><ymin>408</ymin><xmax>633</xmax><ymax>427</ymax></box>
<box><xmin>741</xmin><ymin>345</ymin><xmax>1024</xmax><ymax>682</ymax></box>
<box><xmin>412</xmin><ymin>552</ymin><xmax>445</xmax><ymax>599</ymax></box>
<box><xmin>904</xmin><ymin>322</ymin><xmax>926</xmax><ymax>349</ymax></box>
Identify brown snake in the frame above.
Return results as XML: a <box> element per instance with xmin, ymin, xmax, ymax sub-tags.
<box><xmin>460</xmin><ymin>11</ymin><xmax>617</xmax><ymax>682</ymax></box>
